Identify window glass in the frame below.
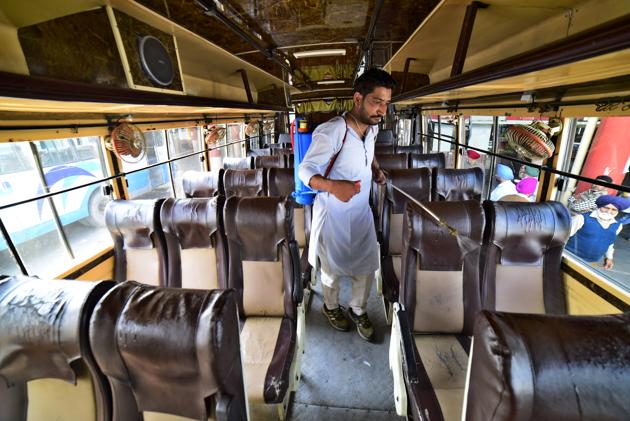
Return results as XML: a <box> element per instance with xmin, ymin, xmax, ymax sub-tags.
<box><xmin>122</xmin><ymin>130</ymin><xmax>173</xmax><ymax>199</ymax></box>
<box><xmin>0</xmin><ymin>137</ymin><xmax>113</xmax><ymax>277</ymax></box>
<box><xmin>427</xmin><ymin>115</ymin><xmax>455</xmax><ymax>166</ymax></box>
<box><xmin>207</xmin><ymin>124</ymin><xmax>227</xmax><ymax>172</ymax></box>
<box><xmin>225</xmin><ymin>123</ymin><xmax>245</xmax><ymax>159</ymax></box>
<box><xmin>461</xmin><ymin>116</ymin><xmax>494</xmax><ymax>198</ymax></box>
<box><xmin>397</xmin><ymin>117</ymin><xmax>412</xmax><ymax>146</ymax></box>
<box><xmin>167</xmin><ymin>127</ymin><xmax>204</xmax><ymax>197</ymax></box>
<box><xmin>555</xmin><ymin>116</ymin><xmax>630</xmax><ymax>293</ymax></box>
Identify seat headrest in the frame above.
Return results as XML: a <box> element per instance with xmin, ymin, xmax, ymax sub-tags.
<box><xmin>222</xmin><ymin>157</ymin><xmax>252</xmax><ymax>169</ymax></box>
<box><xmin>255</xmin><ymin>155</ymin><xmax>285</xmax><ymax>169</ymax></box>
<box><xmin>466</xmin><ymin>310</ymin><xmax>630</xmax><ymax>421</ymax></box>
<box><xmin>277</xmin><ymin>134</ymin><xmax>291</xmax><ymax>144</ymax></box>
<box><xmin>247</xmin><ymin>148</ymin><xmax>271</xmax><ymax>157</ymax></box>
<box><xmin>433</xmin><ymin>167</ymin><xmax>483</xmax><ymax>201</ymax></box>
<box><xmin>0</xmin><ymin>276</ymin><xmax>114</xmax><ymax>385</ymax></box>
<box><xmin>90</xmin><ymin>282</ymin><xmax>242</xmax><ymax>420</ymax></box>
<box><xmin>484</xmin><ymin>201</ymin><xmax>570</xmax><ymax>265</ymax></box>
<box><xmin>160</xmin><ymin>197</ymin><xmax>223</xmax><ymax>249</ymax></box>
<box><xmin>395</xmin><ymin>145</ymin><xmax>422</xmax><ymax>154</ymax></box>
<box><xmin>376</xmin><ymin>129</ymin><xmax>394</xmax><ymax>144</ymax></box>
<box><xmin>105</xmin><ymin>199</ymin><xmax>163</xmax><ymax>248</ymax></box>
<box><xmin>267</xmin><ymin>168</ymin><xmax>295</xmax><ymax>197</ymax></box>
<box><xmin>375</xmin><ymin>153</ymin><xmax>408</xmax><ymax>170</ymax></box>
<box><xmin>223</xmin><ymin>169</ymin><xmax>266</xmax><ymax>198</ymax></box>
<box><xmin>406</xmin><ymin>200</ymin><xmax>485</xmax><ymax>271</ymax></box>
<box><xmin>385</xmin><ymin>168</ymin><xmax>432</xmax><ymax>213</ymax></box>
<box><xmin>181</xmin><ymin>170</ymin><xmax>222</xmax><ymax>198</ymax></box>
<box><xmin>409</xmin><ymin>152</ymin><xmax>445</xmax><ymax>169</ymax></box>
<box><xmin>224</xmin><ymin>196</ymin><xmax>293</xmax><ymax>261</ymax></box>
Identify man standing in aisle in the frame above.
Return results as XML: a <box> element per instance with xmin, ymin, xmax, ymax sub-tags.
<box><xmin>298</xmin><ymin>68</ymin><xmax>395</xmax><ymax>341</ymax></box>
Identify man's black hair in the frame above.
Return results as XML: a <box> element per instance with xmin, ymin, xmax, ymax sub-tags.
<box><xmin>353</xmin><ymin>68</ymin><xmax>396</xmax><ymax>96</ymax></box>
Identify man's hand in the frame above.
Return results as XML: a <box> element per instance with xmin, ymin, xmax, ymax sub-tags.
<box><xmin>329</xmin><ymin>179</ymin><xmax>361</xmax><ymax>202</ymax></box>
<box><xmin>372</xmin><ymin>166</ymin><xmax>387</xmax><ymax>185</ymax></box>
<box><xmin>308</xmin><ymin>175</ymin><xmax>360</xmax><ymax>202</ymax></box>
<box><xmin>603</xmin><ymin>258</ymin><xmax>614</xmax><ymax>270</ymax></box>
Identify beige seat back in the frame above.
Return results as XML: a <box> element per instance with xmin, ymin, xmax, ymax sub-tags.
<box><xmin>481</xmin><ymin>201</ymin><xmax>570</xmax><ymax>314</ymax></box>
<box><xmin>90</xmin><ymin>282</ymin><xmax>247</xmax><ymax>421</ymax></box>
<box><xmin>105</xmin><ymin>199</ymin><xmax>167</xmax><ymax>286</ymax></box>
<box><xmin>0</xmin><ymin>276</ymin><xmax>115</xmax><ymax>421</ymax></box>
<box><xmin>160</xmin><ymin>197</ymin><xmax>228</xmax><ymax>290</ymax></box>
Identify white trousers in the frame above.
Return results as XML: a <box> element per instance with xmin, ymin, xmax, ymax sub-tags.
<box><xmin>321</xmin><ymin>270</ymin><xmax>373</xmax><ymax>316</ymax></box>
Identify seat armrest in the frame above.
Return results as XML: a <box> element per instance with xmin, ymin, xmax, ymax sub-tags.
<box><xmin>396</xmin><ymin>306</ymin><xmax>419</xmax><ymax>384</ymax></box>
<box><xmin>289</xmin><ymin>240</ymin><xmax>303</xmax><ymax>304</ymax></box>
<box><xmin>264</xmin><ymin>317</ymin><xmax>297</xmax><ymax>403</ymax></box>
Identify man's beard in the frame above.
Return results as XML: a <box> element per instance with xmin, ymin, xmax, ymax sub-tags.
<box><xmin>357</xmin><ymin>104</ymin><xmax>382</xmax><ymax>125</ymax></box>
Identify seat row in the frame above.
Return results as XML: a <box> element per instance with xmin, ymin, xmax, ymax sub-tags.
<box><xmin>0</xmin><ymin>276</ymin><xmax>249</xmax><ymax>421</ymax></box>
<box><xmin>105</xmin><ymin>195</ymin><xmax>304</xmax><ymax>419</ymax></box>
<box><xmin>223</xmin><ymin>151</ymin><xmax>293</xmax><ymax>170</ymax></box>
<box><xmin>385</xmin><ymin>194</ymin><xmax>627</xmax><ymax>420</ymax></box>
<box><xmin>181</xmin><ymin>168</ymin><xmax>312</xmax><ymax>290</ymax></box>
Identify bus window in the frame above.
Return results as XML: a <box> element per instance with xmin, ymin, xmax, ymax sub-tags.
<box><xmin>461</xmin><ymin>116</ymin><xmax>494</xmax><ymax>198</ymax></box>
<box><xmin>555</xmin><ymin>116</ymin><xmax>630</xmax><ymax>293</ymax></box>
<box><xmin>0</xmin><ymin>136</ymin><xmax>113</xmax><ymax>277</ymax></box>
<box><xmin>167</xmin><ymin>127</ymin><xmax>204</xmax><ymax>197</ymax></box>
<box><xmin>427</xmin><ymin>115</ymin><xmax>455</xmax><ymax>166</ymax></box>
<box><xmin>225</xmin><ymin>123</ymin><xmax>245</xmax><ymax>159</ymax></box>
<box><xmin>122</xmin><ymin>130</ymin><xmax>174</xmax><ymax>199</ymax></box>
<box><xmin>207</xmin><ymin>123</ymin><xmax>227</xmax><ymax>171</ymax></box>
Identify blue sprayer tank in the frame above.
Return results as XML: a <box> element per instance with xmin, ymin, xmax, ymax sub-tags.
<box><xmin>293</xmin><ymin>118</ymin><xmax>317</xmax><ymax>205</ymax></box>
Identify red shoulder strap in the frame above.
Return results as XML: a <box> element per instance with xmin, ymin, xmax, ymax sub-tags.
<box><xmin>323</xmin><ymin>118</ymin><xmax>349</xmax><ymax>178</ymax></box>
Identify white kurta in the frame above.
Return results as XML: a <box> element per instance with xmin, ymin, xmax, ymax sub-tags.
<box><xmin>298</xmin><ymin>115</ymin><xmax>379</xmax><ymax>277</ymax></box>
<box><xmin>489</xmin><ymin>180</ymin><xmax>517</xmax><ymax>201</ymax></box>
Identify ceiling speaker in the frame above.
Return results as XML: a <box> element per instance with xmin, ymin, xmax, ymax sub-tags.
<box><xmin>138</xmin><ymin>35</ymin><xmax>174</xmax><ymax>87</ymax></box>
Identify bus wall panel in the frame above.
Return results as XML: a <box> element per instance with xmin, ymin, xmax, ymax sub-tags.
<box><xmin>74</xmin><ymin>256</ymin><xmax>114</xmax><ymax>281</ymax></box>
<box><xmin>17</xmin><ymin>8</ymin><xmax>128</xmax><ymax>88</ymax></box>
<box><xmin>565</xmin><ymin>275</ymin><xmax>623</xmax><ymax>315</ymax></box>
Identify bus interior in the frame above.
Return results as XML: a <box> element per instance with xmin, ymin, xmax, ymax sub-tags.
<box><xmin>0</xmin><ymin>0</ymin><xmax>629</xmax><ymax>420</ymax></box>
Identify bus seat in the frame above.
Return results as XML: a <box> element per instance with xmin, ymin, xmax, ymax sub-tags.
<box><xmin>432</xmin><ymin>168</ymin><xmax>483</xmax><ymax>201</ymax></box>
<box><xmin>395</xmin><ymin>144</ymin><xmax>422</xmax><ymax>154</ymax></box>
<box><xmin>223</xmin><ymin>169</ymin><xmax>267</xmax><ymax>198</ymax></box>
<box><xmin>391</xmin><ymin>200</ymin><xmax>484</xmax><ymax>421</ymax></box>
<box><xmin>254</xmin><ymin>155</ymin><xmax>286</xmax><ymax>169</ymax></box>
<box><xmin>380</xmin><ymin>169</ymin><xmax>431</xmax><ymax>317</ymax></box>
<box><xmin>224</xmin><ymin>196</ymin><xmax>302</xmax><ymax>418</ymax></box>
<box><xmin>480</xmin><ymin>201</ymin><xmax>570</xmax><ymax>314</ymax></box>
<box><xmin>105</xmin><ymin>199</ymin><xmax>167</xmax><ymax>287</ymax></box>
<box><xmin>464</xmin><ymin>310</ymin><xmax>630</xmax><ymax>420</ymax></box>
<box><xmin>286</xmin><ymin>154</ymin><xmax>294</xmax><ymax>168</ymax></box>
<box><xmin>89</xmin><ymin>282</ymin><xmax>247</xmax><ymax>421</ymax></box>
<box><xmin>0</xmin><ymin>276</ymin><xmax>115</xmax><ymax>421</ymax></box>
<box><xmin>181</xmin><ymin>170</ymin><xmax>223</xmax><ymax>198</ymax></box>
<box><xmin>248</xmin><ymin>147</ymin><xmax>272</xmax><ymax>157</ymax></box>
<box><xmin>160</xmin><ymin>197</ymin><xmax>228</xmax><ymax>290</ymax></box>
<box><xmin>271</xmin><ymin>147</ymin><xmax>293</xmax><ymax>156</ymax></box>
<box><xmin>267</xmin><ymin>168</ymin><xmax>312</xmax><ymax>292</ymax></box>
<box><xmin>409</xmin><ymin>152</ymin><xmax>446</xmax><ymax>169</ymax></box>
<box><xmin>376</xmin><ymin>129</ymin><xmax>394</xmax><ymax>144</ymax></box>
<box><xmin>223</xmin><ymin>157</ymin><xmax>253</xmax><ymax>170</ymax></box>
<box><xmin>372</xmin><ymin>153</ymin><xmax>409</xmax><ymax>231</ymax></box>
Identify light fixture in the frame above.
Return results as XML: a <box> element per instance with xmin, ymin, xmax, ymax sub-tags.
<box><xmin>317</xmin><ymin>80</ymin><xmax>346</xmax><ymax>85</ymax></box>
<box><xmin>294</xmin><ymin>49</ymin><xmax>346</xmax><ymax>59</ymax></box>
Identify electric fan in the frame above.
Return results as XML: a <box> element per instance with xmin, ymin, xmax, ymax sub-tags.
<box><xmin>105</xmin><ymin>122</ymin><xmax>146</xmax><ymax>163</ymax></box>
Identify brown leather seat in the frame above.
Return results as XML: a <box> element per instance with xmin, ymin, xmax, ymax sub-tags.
<box><xmin>409</xmin><ymin>152</ymin><xmax>445</xmax><ymax>169</ymax></box>
<box><xmin>0</xmin><ymin>275</ymin><xmax>115</xmax><ymax>421</ymax></box>
<box><xmin>375</xmin><ymin>129</ymin><xmax>395</xmax><ymax>154</ymax></box>
<box><xmin>395</xmin><ymin>144</ymin><xmax>422</xmax><ymax>154</ymax></box>
<box><xmin>432</xmin><ymin>168</ymin><xmax>483</xmax><ymax>201</ymax></box>
<box><xmin>105</xmin><ymin>199</ymin><xmax>167</xmax><ymax>286</ymax></box>
<box><xmin>372</xmin><ymin>153</ymin><xmax>409</xmax><ymax>229</ymax></box>
<box><xmin>254</xmin><ymin>155</ymin><xmax>286</xmax><ymax>169</ymax></box>
<box><xmin>90</xmin><ymin>282</ymin><xmax>247</xmax><ymax>421</ymax></box>
<box><xmin>160</xmin><ymin>197</ymin><xmax>228</xmax><ymax>290</ymax></box>
<box><xmin>181</xmin><ymin>170</ymin><xmax>223</xmax><ymax>198</ymax></box>
<box><xmin>380</xmin><ymin>169</ymin><xmax>431</xmax><ymax>309</ymax></box>
<box><xmin>248</xmin><ymin>147</ymin><xmax>272</xmax><ymax>157</ymax></box>
<box><xmin>465</xmin><ymin>310</ymin><xmax>630</xmax><ymax>421</ymax></box>
<box><xmin>272</xmin><ymin>147</ymin><xmax>293</xmax><ymax>156</ymax></box>
<box><xmin>223</xmin><ymin>157</ymin><xmax>253</xmax><ymax>170</ymax></box>
<box><xmin>222</xmin><ymin>168</ymin><xmax>267</xmax><ymax>199</ymax></box>
<box><xmin>481</xmin><ymin>201</ymin><xmax>570</xmax><ymax>314</ymax></box>
<box><xmin>224</xmin><ymin>196</ymin><xmax>302</xmax><ymax>417</ymax></box>
<box><xmin>393</xmin><ymin>200</ymin><xmax>484</xmax><ymax>421</ymax></box>
<box><xmin>266</xmin><ymin>168</ymin><xmax>312</xmax><ymax>289</ymax></box>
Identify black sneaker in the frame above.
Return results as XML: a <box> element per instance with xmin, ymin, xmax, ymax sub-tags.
<box><xmin>348</xmin><ymin>308</ymin><xmax>375</xmax><ymax>341</ymax></box>
<box><xmin>321</xmin><ymin>304</ymin><xmax>350</xmax><ymax>331</ymax></box>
